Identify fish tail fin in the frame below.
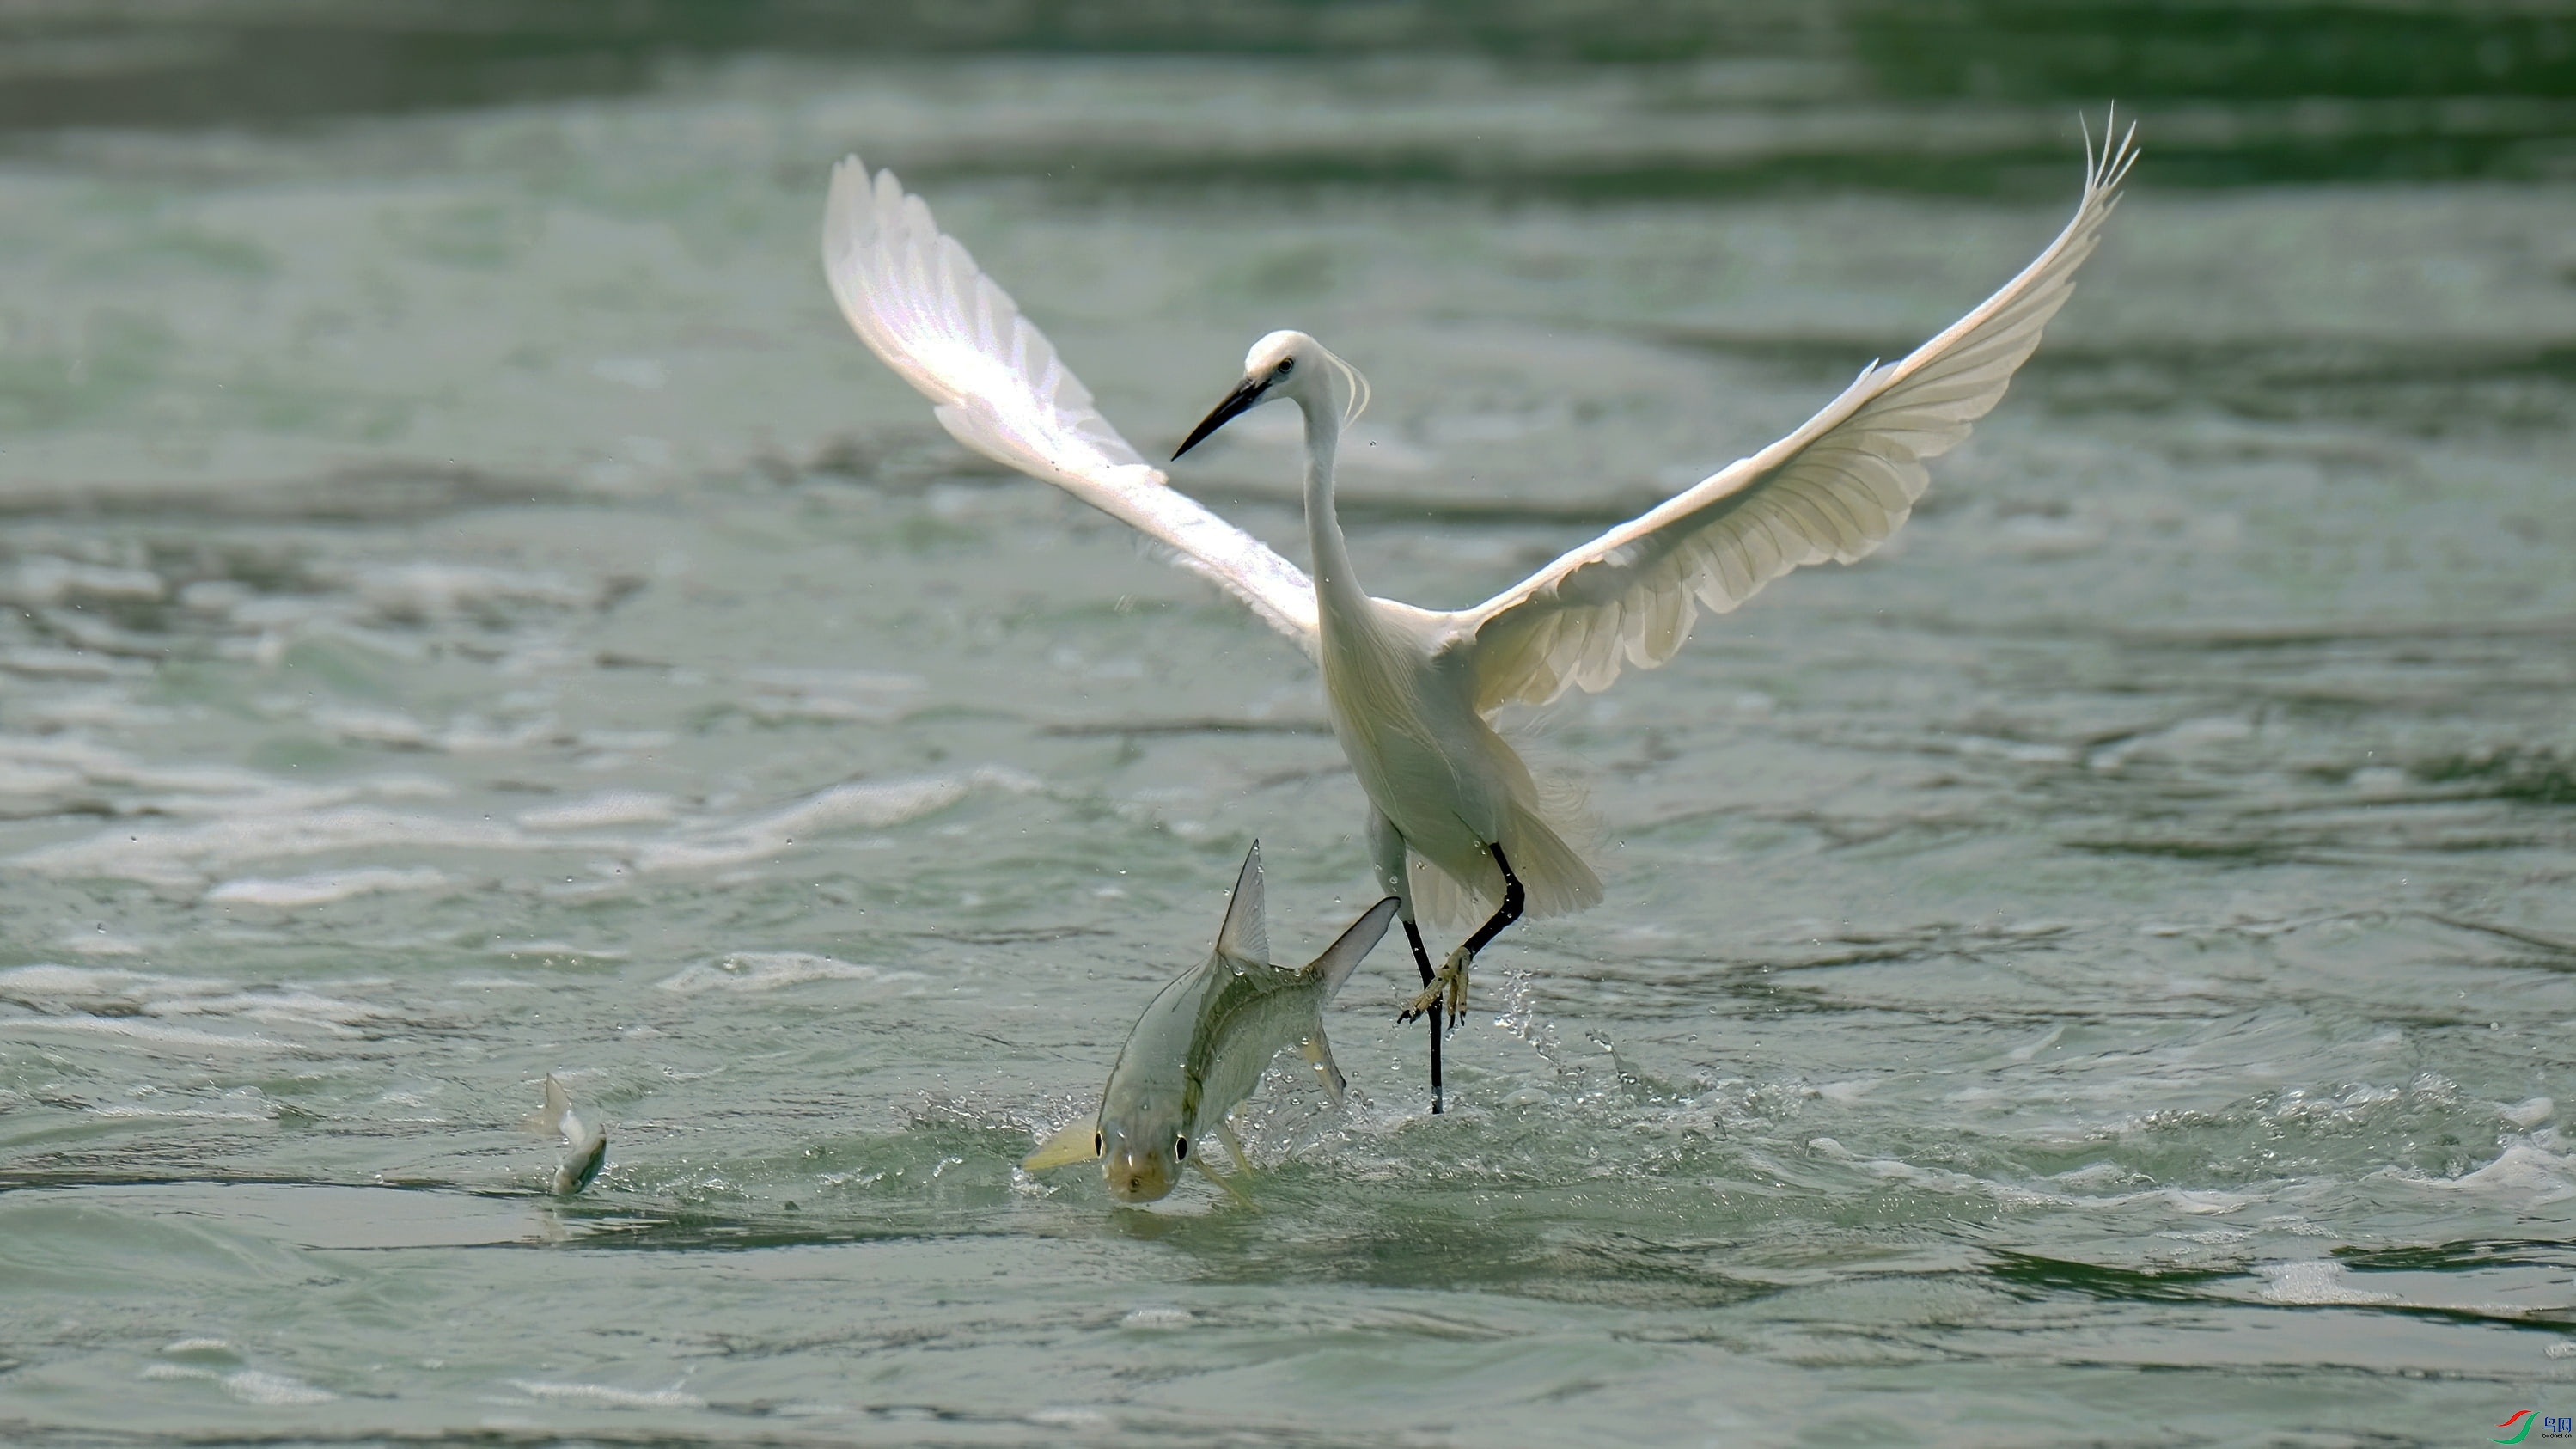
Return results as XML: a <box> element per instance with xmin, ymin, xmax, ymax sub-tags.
<box><xmin>1022</xmin><ymin>1110</ymin><xmax>1102</xmax><ymax>1171</ymax></box>
<box><xmin>1299</xmin><ymin>1033</ymin><xmax>1348</xmax><ymax>1106</ymax></box>
<box><xmin>1311</xmin><ymin>896</ymin><xmax>1399</xmax><ymax>999</ymax></box>
<box><xmin>1212</xmin><ymin>841</ymin><xmax>1270</xmax><ymax>964</ymax></box>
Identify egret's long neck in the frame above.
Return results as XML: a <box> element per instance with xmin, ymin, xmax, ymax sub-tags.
<box><xmin>1300</xmin><ymin>396</ymin><xmax>1369</xmax><ymax>621</ymax></box>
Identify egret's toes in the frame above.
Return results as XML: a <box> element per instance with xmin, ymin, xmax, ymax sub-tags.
<box><xmin>1438</xmin><ymin>948</ymin><xmax>1474</xmax><ymax>1032</ymax></box>
<box><xmin>1398</xmin><ymin>951</ymin><xmax>1474</xmax><ymax>1030</ymax></box>
<box><xmin>1395</xmin><ymin>981</ymin><xmax>1444</xmax><ymax>1024</ymax></box>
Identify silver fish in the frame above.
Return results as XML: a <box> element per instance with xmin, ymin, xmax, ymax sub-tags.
<box><xmin>1025</xmin><ymin>843</ymin><xmax>1397</xmax><ymax>1202</ymax></box>
<box><xmin>522</xmin><ymin>1073</ymin><xmax>608</xmax><ymax>1195</ymax></box>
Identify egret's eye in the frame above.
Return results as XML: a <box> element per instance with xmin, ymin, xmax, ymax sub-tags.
<box><xmin>1093</xmin><ymin>1131</ymin><xmax>1103</xmax><ymax>1156</ymax></box>
<box><xmin>1175</xmin><ymin>1135</ymin><xmax>1189</xmax><ymax>1160</ymax></box>
<box><xmin>1273</xmin><ymin>357</ymin><xmax>1295</xmax><ymax>378</ymax></box>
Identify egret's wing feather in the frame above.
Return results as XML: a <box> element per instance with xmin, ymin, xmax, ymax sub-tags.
<box><xmin>824</xmin><ymin>157</ymin><xmax>1319</xmax><ymax>653</ymax></box>
<box><xmin>1458</xmin><ymin>122</ymin><xmax>2136</xmax><ymax>712</ymax></box>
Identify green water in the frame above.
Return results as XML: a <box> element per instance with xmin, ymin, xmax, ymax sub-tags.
<box><xmin>0</xmin><ymin>8</ymin><xmax>2572</xmax><ymax>1446</ymax></box>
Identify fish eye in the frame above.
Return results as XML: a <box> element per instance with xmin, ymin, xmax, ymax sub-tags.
<box><xmin>1093</xmin><ymin>1131</ymin><xmax>1103</xmax><ymax>1156</ymax></box>
<box><xmin>1175</xmin><ymin>1135</ymin><xmax>1188</xmax><ymax>1160</ymax></box>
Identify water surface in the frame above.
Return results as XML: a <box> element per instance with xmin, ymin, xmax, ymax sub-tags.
<box><xmin>0</xmin><ymin>23</ymin><xmax>2572</xmax><ymax>1448</ymax></box>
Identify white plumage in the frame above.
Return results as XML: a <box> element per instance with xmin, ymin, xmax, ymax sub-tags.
<box><xmin>821</xmin><ymin>165</ymin><xmax>1319</xmax><ymax>651</ymax></box>
<box><xmin>822</xmin><ymin>120</ymin><xmax>2137</xmax><ymax>1108</ymax></box>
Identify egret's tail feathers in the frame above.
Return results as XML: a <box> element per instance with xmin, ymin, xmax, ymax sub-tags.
<box><xmin>1407</xmin><ymin>800</ymin><xmax>1603</xmax><ymax>930</ymax></box>
<box><xmin>1022</xmin><ymin>1111</ymin><xmax>1102</xmax><ymax>1171</ymax></box>
<box><xmin>1510</xmin><ymin>797</ymin><xmax>1606</xmax><ymax>920</ymax></box>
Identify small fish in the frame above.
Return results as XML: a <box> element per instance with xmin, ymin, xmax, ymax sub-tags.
<box><xmin>522</xmin><ymin>1074</ymin><xmax>608</xmax><ymax>1195</ymax></box>
<box><xmin>1025</xmin><ymin>842</ymin><xmax>1398</xmax><ymax>1202</ymax></box>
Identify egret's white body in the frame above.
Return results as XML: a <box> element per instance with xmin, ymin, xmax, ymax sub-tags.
<box><xmin>822</xmin><ymin>122</ymin><xmax>2138</xmax><ymax>1104</ymax></box>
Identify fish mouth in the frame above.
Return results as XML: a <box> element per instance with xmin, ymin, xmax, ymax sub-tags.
<box><xmin>1104</xmin><ymin>1151</ymin><xmax>1175</xmax><ymax>1202</ymax></box>
<box><xmin>1171</xmin><ymin>376</ymin><xmax>1270</xmax><ymax>461</ymax></box>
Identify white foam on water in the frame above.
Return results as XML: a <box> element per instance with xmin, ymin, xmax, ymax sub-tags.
<box><xmin>2504</xmin><ymin>1096</ymin><xmax>2555</xmax><ymax>1128</ymax></box>
<box><xmin>632</xmin><ymin>770</ymin><xmax>1016</xmax><ymax>873</ymax></box>
<box><xmin>508</xmin><ymin>1379</ymin><xmax>705</xmax><ymax>1410</ymax></box>
<box><xmin>345</xmin><ymin>561</ymin><xmax>601</xmax><ymax>618</ymax></box>
<box><xmin>753</xmin><ymin>774</ymin><xmax>974</xmax><ymax>836</ymax></box>
<box><xmin>0</xmin><ymin>760</ymin><xmax>88</xmax><ymax>795</ymax></box>
<box><xmin>222</xmin><ymin>1369</ymin><xmax>339</xmax><ymax>1406</ymax></box>
<box><xmin>0</xmin><ymin>645</ymin><xmax>137</xmax><ymax>679</ymax></box>
<box><xmin>2163</xmin><ymin>1189</ymin><xmax>2260</xmax><ymax>1215</ymax></box>
<box><xmin>1120</xmin><ymin>1307</ymin><xmax>1193</xmax><ymax>1330</ymax></box>
<box><xmin>0</xmin><ymin>1017</ymin><xmax>284</xmax><ymax>1050</ymax></box>
<box><xmin>742</xmin><ymin>667</ymin><xmax>925</xmax><ymax>724</ymax></box>
<box><xmin>2394</xmin><ymin>1140</ymin><xmax>2576</xmax><ymax>1202</ymax></box>
<box><xmin>436</xmin><ymin>715</ymin><xmax>564</xmax><ymax>753</ymax></box>
<box><xmin>91</xmin><ymin>1102</ymin><xmax>275</xmax><ymax>1121</ymax></box>
<box><xmin>1</xmin><ymin>963</ymin><xmax>381</xmax><ymax>1038</ymax></box>
<box><xmin>204</xmin><ymin>866</ymin><xmax>450</xmax><ymax>908</ymax></box>
<box><xmin>489</xmin><ymin>940</ymin><xmax>630</xmax><ymax>963</ymax></box>
<box><xmin>147</xmin><ymin>988</ymin><xmax>386</xmax><ymax>1030</ymax></box>
<box><xmin>655</xmin><ymin>952</ymin><xmax>916</xmax><ymax>994</ymax></box>
<box><xmin>5</xmin><ymin>556</ymin><xmax>164</xmax><ymax>605</ymax></box>
<box><xmin>745</xmin><ymin>694</ymin><xmax>910</xmax><ymax>724</ymax></box>
<box><xmin>120</xmin><ymin>773</ymin><xmax>459</xmax><ymax>822</ymax></box>
<box><xmin>2254</xmin><ymin>1261</ymin><xmax>2398</xmax><ymax>1305</ymax></box>
<box><xmin>516</xmin><ymin>790</ymin><xmax>678</xmax><ymax>830</ymax></box>
<box><xmin>309</xmin><ymin>705</ymin><xmax>435</xmax><ymax>748</ymax></box>
<box><xmin>0</xmin><ymin>963</ymin><xmax>230</xmax><ymax>1003</ymax></box>
<box><xmin>91</xmin><ymin>1085</ymin><xmax>275</xmax><ymax>1121</ymax></box>
<box><xmin>13</xmin><ymin>805</ymin><xmax>546</xmax><ymax>887</ymax></box>
<box><xmin>18</xmin><ymin>691</ymin><xmax>171</xmax><ymax>731</ymax></box>
<box><xmin>2049</xmin><ymin>1162</ymin><xmax>2133</xmax><ymax>1188</ymax></box>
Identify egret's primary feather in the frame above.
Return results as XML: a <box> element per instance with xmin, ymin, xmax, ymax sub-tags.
<box><xmin>822</xmin><ymin>158</ymin><xmax>1321</xmax><ymax>653</ymax></box>
<box><xmin>1454</xmin><ymin>121</ymin><xmax>2139</xmax><ymax>712</ymax></box>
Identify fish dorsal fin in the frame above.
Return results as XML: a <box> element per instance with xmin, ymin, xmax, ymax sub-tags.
<box><xmin>521</xmin><ymin>1073</ymin><xmax>573</xmax><ymax>1137</ymax></box>
<box><xmin>1309</xmin><ymin>896</ymin><xmax>1399</xmax><ymax>998</ymax></box>
<box><xmin>1213</xmin><ymin>842</ymin><xmax>1269</xmax><ymax>966</ymax></box>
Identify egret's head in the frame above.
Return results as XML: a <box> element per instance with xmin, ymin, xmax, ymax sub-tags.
<box><xmin>1096</xmin><ymin>1104</ymin><xmax>1188</xmax><ymax>1203</ymax></box>
<box><xmin>1172</xmin><ymin>330</ymin><xmax>1368</xmax><ymax>460</ymax></box>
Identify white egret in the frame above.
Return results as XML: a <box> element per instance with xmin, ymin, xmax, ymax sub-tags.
<box><xmin>823</xmin><ymin>120</ymin><xmax>2137</xmax><ymax>1113</ymax></box>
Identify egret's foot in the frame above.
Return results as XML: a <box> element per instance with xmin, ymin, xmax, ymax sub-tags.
<box><xmin>1396</xmin><ymin>947</ymin><xmax>1472</xmax><ymax>1031</ymax></box>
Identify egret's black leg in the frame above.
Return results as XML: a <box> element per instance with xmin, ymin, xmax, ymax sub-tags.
<box><xmin>1402</xmin><ymin>919</ymin><xmax>1444</xmax><ymax>1115</ymax></box>
<box><xmin>1457</xmin><ymin>842</ymin><xmax>1527</xmax><ymax>960</ymax></box>
<box><xmin>1397</xmin><ymin>842</ymin><xmax>1527</xmax><ymax>1036</ymax></box>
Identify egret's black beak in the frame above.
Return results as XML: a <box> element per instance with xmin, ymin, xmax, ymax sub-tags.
<box><xmin>1172</xmin><ymin>376</ymin><xmax>1270</xmax><ymax>461</ymax></box>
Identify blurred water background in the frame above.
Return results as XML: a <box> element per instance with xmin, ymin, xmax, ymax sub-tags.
<box><xmin>0</xmin><ymin>3</ymin><xmax>2571</xmax><ymax>1444</ymax></box>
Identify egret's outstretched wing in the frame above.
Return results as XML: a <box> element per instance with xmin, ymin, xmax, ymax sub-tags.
<box><xmin>1457</xmin><ymin>121</ymin><xmax>2137</xmax><ymax>712</ymax></box>
<box><xmin>823</xmin><ymin>157</ymin><xmax>1319</xmax><ymax>652</ymax></box>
